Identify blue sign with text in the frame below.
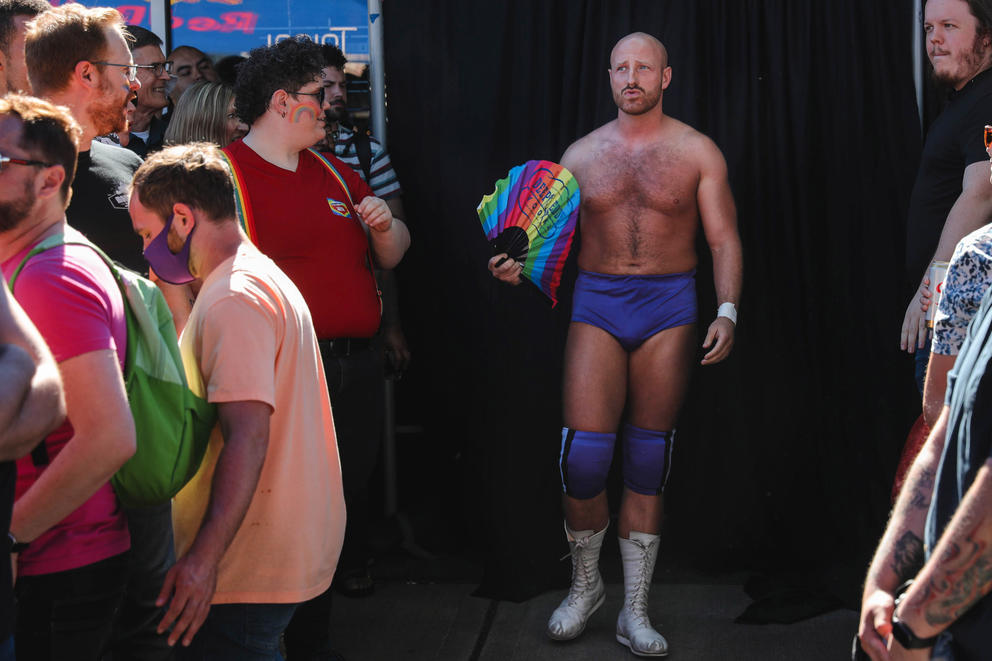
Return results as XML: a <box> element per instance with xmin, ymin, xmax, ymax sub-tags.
<box><xmin>172</xmin><ymin>0</ymin><xmax>369</xmax><ymax>59</ymax></box>
<box><xmin>51</xmin><ymin>0</ymin><xmax>370</xmax><ymax>59</ymax></box>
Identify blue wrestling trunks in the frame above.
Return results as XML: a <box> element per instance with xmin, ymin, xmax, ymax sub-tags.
<box><xmin>571</xmin><ymin>269</ymin><xmax>697</xmax><ymax>351</ymax></box>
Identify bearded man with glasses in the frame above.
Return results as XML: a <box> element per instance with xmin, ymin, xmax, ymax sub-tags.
<box><xmin>25</xmin><ymin>4</ymin><xmax>145</xmax><ymax>271</ymax></box>
<box><xmin>0</xmin><ymin>92</ymin><xmax>136</xmax><ymax>661</ymax></box>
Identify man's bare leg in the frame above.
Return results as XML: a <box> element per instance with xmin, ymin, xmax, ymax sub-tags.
<box><xmin>564</xmin><ymin>492</ymin><xmax>609</xmax><ymax>532</ymax></box>
<box><xmin>562</xmin><ymin>321</ymin><xmax>628</xmax><ymax>530</ymax></box>
<box><xmin>618</xmin><ymin>490</ymin><xmax>664</xmax><ymax>537</ymax></box>
<box><xmin>620</xmin><ymin>322</ymin><xmax>695</xmax><ymax>532</ymax></box>
<box><xmin>615</xmin><ymin>322</ymin><xmax>695</xmax><ymax>656</ymax></box>
<box><xmin>548</xmin><ymin>322</ymin><xmax>626</xmax><ymax>641</ymax></box>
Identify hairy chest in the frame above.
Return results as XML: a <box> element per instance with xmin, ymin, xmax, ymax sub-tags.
<box><xmin>575</xmin><ymin>143</ymin><xmax>699</xmax><ymax>217</ymax></box>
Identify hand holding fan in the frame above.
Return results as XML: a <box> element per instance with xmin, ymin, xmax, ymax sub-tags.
<box><xmin>477</xmin><ymin>160</ymin><xmax>580</xmax><ymax>306</ymax></box>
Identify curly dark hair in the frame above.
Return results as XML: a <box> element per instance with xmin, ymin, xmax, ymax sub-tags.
<box><xmin>214</xmin><ymin>54</ymin><xmax>245</xmax><ymax>87</ymax></box>
<box><xmin>320</xmin><ymin>43</ymin><xmax>346</xmax><ymax>70</ymax></box>
<box><xmin>234</xmin><ymin>35</ymin><xmax>324</xmax><ymax>126</ymax></box>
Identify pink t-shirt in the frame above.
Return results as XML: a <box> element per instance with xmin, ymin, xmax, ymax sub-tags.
<box><xmin>173</xmin><ymin>243</ymin><xmax>344</xmax><ymax>604</ymax></box>
<box><xmin>1</xmin><ymin>227</ymin><xmax>130</xmax><ymax>576</ymax></box>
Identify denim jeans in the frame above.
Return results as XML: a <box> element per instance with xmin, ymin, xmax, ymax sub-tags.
<box><xmin>0</xmin><ymin>635</ymin><xmax>12</xmax><ymax>661</ymax></box>
<box><xmin>178</xmin><ymin>602</ymin><xmax>298</xmax><ymax>661</ymax></box>
<box><xmin>15</xmin><ymin>551</ymin><xmax>129</xmax><ymax>661</ymax></box>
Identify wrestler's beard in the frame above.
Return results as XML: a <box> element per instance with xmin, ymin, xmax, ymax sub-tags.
<box><xmin>89</xmin><ymin>77</ymin><xmax>131</xmax><ymax>136</ymax></box>
<box><xmin>932</xmin><ymin>31</ymin><xmax>990</xmax><ymax>88</ymax></box>
<box><xmin>614</xmin><ymin>84</ymin><xmax>662</xmax><ymax>116</ymax></box>
<box><xmin>0</xmin><ymin>181</ymin><xmax>36</xmax><ymax>233</ymax></box>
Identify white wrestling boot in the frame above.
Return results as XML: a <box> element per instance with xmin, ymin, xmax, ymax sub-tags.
<box><xmin>546</xmin><ymin>522</ymin><xmax>607</xmax><ymax>641</ymax></box>
<box><xmin>616</xmin><ymin>531</ymin><xmax>669</xmax><ymax>657</ymax></box>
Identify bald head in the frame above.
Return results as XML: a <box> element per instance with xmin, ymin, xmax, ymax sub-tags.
<box><xmin>168</xmin><ymin>44</ymin><xmax>218</xmax><ymax>102</ymax></box>
<box><xmin>607</xmin><ymin>32</ymin><xmax>670</xmax><ymax>116</ymax></box>
<box><xmin>610</xmin><ymin>32</ymin><xmax>667</xmax><ymax>70</ymax></box>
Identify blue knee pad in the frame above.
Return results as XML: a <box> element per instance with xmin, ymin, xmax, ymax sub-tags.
<box><xmin>559</xmin><ymin>428</ymin><xmax>616</xmax><ymax>499</ymax></box>
<box><xmin>622</xmin><ymin>424</ymin><xmax>674</xmax><ymax>495</ymax></box>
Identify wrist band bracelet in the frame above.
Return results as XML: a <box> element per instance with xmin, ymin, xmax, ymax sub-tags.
<box><xmin>891</xmin><ymin>616</ymin><xmax>939</xmax><ymax>650</ymax></box>
<box><xmin>717</xmin><ymin>302</ymin><xmax>737</xmax><ymax>325</ymax></box>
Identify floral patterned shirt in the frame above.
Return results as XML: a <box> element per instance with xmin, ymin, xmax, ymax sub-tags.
<box><xmin>933</xmin><ymin>223</ymin><xmax>992</xmax><ymax>355</ymax></box>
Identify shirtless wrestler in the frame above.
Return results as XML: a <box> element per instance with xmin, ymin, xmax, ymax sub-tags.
<box><xmin>490</xmin><ymin>32</ymin><xmax>742</xmax><ymax>656</ymax></box>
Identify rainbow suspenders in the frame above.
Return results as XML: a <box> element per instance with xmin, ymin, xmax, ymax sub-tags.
<box><xmin>219</xmin><ymin>147</ymin><xmax>382</xmax><ymax>307</ymax></box>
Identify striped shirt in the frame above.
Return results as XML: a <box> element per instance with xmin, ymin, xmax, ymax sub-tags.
<box><xmin>331</xmin><ymin>126</ymin><xmax>402</xmax><ymax>200</ymax></box>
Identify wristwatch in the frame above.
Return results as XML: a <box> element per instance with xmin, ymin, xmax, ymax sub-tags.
<box><xmin>7</xmin><ymin>531</ymin><xmax>27</xmax><ymax>554</ymax></box>
<box><xmin>891</xmin><ymin>616</ymin><xmax>939</xmax><ymax>649</ymax></box>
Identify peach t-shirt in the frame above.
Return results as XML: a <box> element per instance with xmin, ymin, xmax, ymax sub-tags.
<box><xmin>173</xmin><ymin>243</ymin><xmax>345</xmax><ymax>604</ymax></box>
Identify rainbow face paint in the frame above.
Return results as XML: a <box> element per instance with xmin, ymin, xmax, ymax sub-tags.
<box><xmin>290</xmin><ymin>102</ymin><xmax>318</xmax><ymax>123</ymax></box>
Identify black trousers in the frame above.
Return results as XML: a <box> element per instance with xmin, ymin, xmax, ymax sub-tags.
<box><xmin>283</xmin><ymin>343</ymin><xmax>384</xmax><ymax>659</ymax></box>
<box><xmin>15</xmin><ymin>551</ymin><xmax>129</xmax><ymax>661</ymax></box>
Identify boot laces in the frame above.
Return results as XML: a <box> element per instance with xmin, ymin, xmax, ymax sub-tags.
<box><xmin>560</xmin><ymin>535</ymin><xmax>598</xmax><ymax>605</ymax></box>
<box><xmin>625</xmin><ymin>539</ymin><xmax>653</xmax><ymax>626</ymax></box>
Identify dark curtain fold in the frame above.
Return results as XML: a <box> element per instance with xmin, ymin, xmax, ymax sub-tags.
<box><xmin>383</xmin><ymin>0</ymin><xmax>922</xmax><ymax>605</ymax></box>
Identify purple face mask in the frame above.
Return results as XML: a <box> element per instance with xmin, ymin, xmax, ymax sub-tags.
<box><xmin>143</xmin><ymin>215</ymin><xmax>195</xmax><ymax>284</ymax></box>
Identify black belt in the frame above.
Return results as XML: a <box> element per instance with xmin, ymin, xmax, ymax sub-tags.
<box><xmin>318</xmin><ymin>337</ymin><xmax>372</xmax><ymax>357</ymax></box>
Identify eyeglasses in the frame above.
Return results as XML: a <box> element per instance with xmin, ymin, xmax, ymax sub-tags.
<box><xmin>146</xmin><ymin>61</ymin><xmax>174</xmax><ymax>77</ymax></box>
<box><xmin>91</xmin><ymin>61</ymin><xmax>139</xmax><ymax>81</ymax></box>
<box><xmin>292</xmin><ymin>88</ymin><xmax>326</xmax><ymax>105</ymax></box>
<box><xmin>92</xmin><ymin>60</ymin><xmax>173</xmax><ymax>81</ymax></box>
<box><xmin>0</xmin><ymin>152</ymin><xmax>53</xmax><ymax>172</ymax></box>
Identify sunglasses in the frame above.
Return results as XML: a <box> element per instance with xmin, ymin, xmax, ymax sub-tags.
<box><xmin>0</xmin><ymin>152</ymin><xmax>53</xmax><ymax>172</ymax></box>
<box><xmin>92</xmin><ymin>60</ymin><xmax>174</xmax><ymax>82</ymax></box>
<box><xmin>292</xmin><ymin>88</ymin><xmax>326</xmax><ymax>105</ymax></box>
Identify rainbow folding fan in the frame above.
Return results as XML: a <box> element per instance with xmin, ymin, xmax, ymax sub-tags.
<box><xmin>477</xmin><ymin>160</ymin><xmax>580</xmax><ymax>306</ymax></box>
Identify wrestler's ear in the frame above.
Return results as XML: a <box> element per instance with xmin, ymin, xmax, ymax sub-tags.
<box><xmin>661</xmin><ymin>66</ymin><xmax>672</xmax><ymax>90</ymax></box>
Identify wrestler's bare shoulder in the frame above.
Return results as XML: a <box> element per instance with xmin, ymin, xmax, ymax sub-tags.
<box><xmin>559</xmin><ymin>123</ymin><xmax>614</xmax><ymax>174</ymax></box>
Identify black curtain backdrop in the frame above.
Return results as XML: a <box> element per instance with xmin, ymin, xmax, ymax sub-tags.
<box><xmin>381</xmin><ymin>0</ymin><xmax>924</xmax><ymax>606</ymax></box>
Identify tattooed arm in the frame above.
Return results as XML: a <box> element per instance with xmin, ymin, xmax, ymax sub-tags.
<box><xmin>858</xmin><ymin>407</ymin><xmax>947</xmax><ymax>661</ymax></box>
<box><xmin>890</xmin><ymin>456</ymin><xmax>992</xmax><ymax>646</ymax></box>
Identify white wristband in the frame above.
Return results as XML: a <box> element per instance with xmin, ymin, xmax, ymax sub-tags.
<box><xmin>717</xmin><ymin>302</ymin><xmax>737</xmax><ymax>325</ymax></box>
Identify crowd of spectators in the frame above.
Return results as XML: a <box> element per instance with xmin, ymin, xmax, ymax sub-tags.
<box><xmin>9</xmin><ymin>0</ymin><xmax>992</xmax><ymax>659</ymax></box>
<box><xmin>0</xmin><ymin>0</ymin><xmax>410</xmax><ymax>658</ymax></box>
